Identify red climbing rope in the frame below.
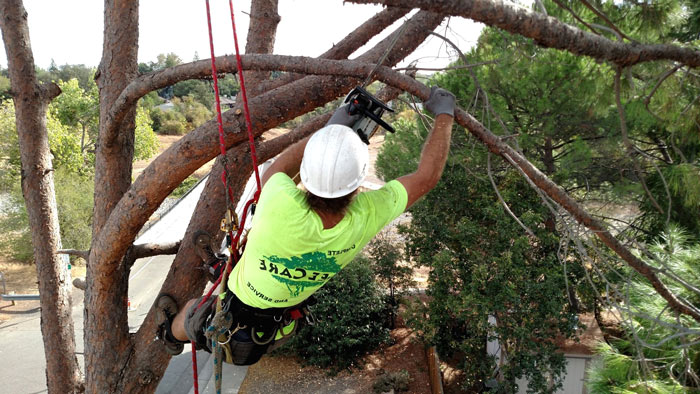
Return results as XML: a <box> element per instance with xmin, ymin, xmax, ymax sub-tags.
<box><xmin>191</xmin><ymin>1</ymin><xmax>263</xmax><ymax>393</ymax></box>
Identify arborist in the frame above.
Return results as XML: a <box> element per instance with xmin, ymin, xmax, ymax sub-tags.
<box><xmin>155</xmin><ymin>86</ymin><xmax>456</xmax><ymax>366</ymax></box>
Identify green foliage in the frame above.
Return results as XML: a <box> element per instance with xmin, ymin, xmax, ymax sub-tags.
<box><xmin>38</xmin><ymin>63</ymin><xmax>96</xmax><ymax>91</ymax></box>
<box><xmin>151</xmin><ymin>107</ymin><xmax>188</xmax><ymax>135</ymax></box>
<box><xmin>0</xmin><ymin>100</ymin><xmax>21</xmax><ymax>189</ymax></box>
<box><xmin>150</xmin><ymin>96</ymin><xmax>212</xmax><ymax>135</ymax></box>
<box><xmin>366</xmin><ymin>231</ymin><xmax>414</xmax><ymax>293</ymax></box>
<box><xmin>378</xmin><ymin>114</ymin><xmax>581</xmax><ymax>392</ymax></box>
<box><xmin>134</xmin><ymin>107</ymin><xmax>159</xmax><ymax>160</ymax></box>
<box><xmin>172</xmin><ymin>80</ymin><xmax>214</xmax><ymax>109</ymax></box>
<box><xmin>641</xmin><ymin>163</ymin><xmax>700</xmax><ymax>239</ymax></box>
<box><xmin>55</xmin><ymin>169</ymin><xmax>94</xmax><ymax>253</ymax></box>
<box><xmin>169</xmin><ymin>176</ymin><xmax>199</xmax><ymax>198</ymax></box>
<box><xmin>0</xmin><ymin>74</ymin><xmax>10</xmax><ymax>101</ymax></box>
<box><xmin>138</xmin><ymin>53</ymin><xmax>183</xmax><ymax>74</ymax></box>
<box><xmin>287</xmin><ymin>256</ymin><xmax>392</xmax><ymax>371</ymax></box>
<box><xmin>173</xmin><ymin>96</ymin><xmax>213</xmax><ymax>129</ymax></box>
<box><xmin>373</xmin><ymin>369</ymin><xmax>411</xmax><ymax>393</ymax></box>
<box><xmin>587</xmin><ymin>226</ymin><xmax>700</xmax><ymax>392</ymax></box>
<box><xmin>0</xmin><ymin>187</ymin><xmax>33</xmax><ymax>261</ymax></box>
<box><xmin>0</xmin><ymin>170</ymin><xmax>94</xmax><ymax>262</ymax></box>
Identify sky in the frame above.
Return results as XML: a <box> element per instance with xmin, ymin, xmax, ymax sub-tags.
<box><xmin>0</xmin><ymin>0</ymin><xmax>483</xmax><ymax>72</ymax></box>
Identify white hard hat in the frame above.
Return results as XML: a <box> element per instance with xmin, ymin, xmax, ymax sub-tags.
<box><xmin>300</xmin><ymin>124</ymin><xmax>369</xmax><ymax>198</ymax></box>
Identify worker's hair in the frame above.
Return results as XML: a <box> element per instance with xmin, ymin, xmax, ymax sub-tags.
<box><xmin>305</xmin><ymin>190</ymin><xmax>357</xmax><ymax>216</ymax></box>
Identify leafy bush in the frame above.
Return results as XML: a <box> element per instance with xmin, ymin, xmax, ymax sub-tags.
<box><xmin>170</xmin><ymin>176</ymin><xmax>200</xmax><ymax>198</ymax></box>
<box><xmin>173</xmin><ymin>96</ymin><xmax>212</xmax><ymax>129</ymax></box>
<box><xmin>0</xmin><ymin>170</ymin><xmax>94</xmax><ymax>262</ymax></box>
<box><xmin>373</xmin><ymin>369</ymin><xmax>411</xmax><ymax>393</ymax></box>
<box><xmin>0</xmin><ymin>188</ymin><xmax>33</xmax><ymax>261</ymax></box>
<box><xmin>287</xmin><ymin>256</ymin><xmax>392</xmax><ymax>371</ymax></box>
<box><xmin>586</xmin><ymin>226</ymin><xmax>700</xmax><ymax>392</ymax></box>
<box><xmin>55</xmin><ymin>170</ymin><xmax>94</xmax><ymax>253</ymax></box>
<box><xmin>152</xmin><ymin>107</ymin><xmax>188</xmax><ymax>135</ymax></box>
<box><xmin>134</xmin><ymin>107</ymin><xmax>159</xmax><ymax>160</ymax></box>
<box><xmin>377</xmin><ymin>114</ymin><xmax>581</xmax><ymax>393</ymax></box>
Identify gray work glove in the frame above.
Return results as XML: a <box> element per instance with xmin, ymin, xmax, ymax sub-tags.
<box><xmin>423</xmin><ymin>86</ymin><xmax>456</xmax><ymax>117</ymax></box>
<box><xmin>326</xmin><ymin>104</ymin><xmax>361</xmax><ymax>128</ymax></box>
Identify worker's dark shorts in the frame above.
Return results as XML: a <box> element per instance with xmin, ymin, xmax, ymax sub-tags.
<box><xmin>182</xmin><ymin>294</ymin><xmax>299</xmax><ymax>365</ymax></box>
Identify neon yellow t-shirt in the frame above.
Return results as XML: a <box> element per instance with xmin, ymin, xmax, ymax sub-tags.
<box><xmin>228</xmin><ymin>172</ymin><xmax>407</xmax><ymax>309</ymax></box>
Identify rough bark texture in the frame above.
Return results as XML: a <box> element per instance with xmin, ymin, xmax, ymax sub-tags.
<box><xmin>243</xmin><ymin>0</ymin><xmax>280</xmax><ymax>89</ymax></box>
<box><xmin>348</xmin><ymin>0</ymin><xmax>700</xmax><ymax>67</ymax></box>
<box><xmin>85</xmin><ymin>0</ymin><xmax>140</xmax><ymax>392</ymax></box>
<box><xmin>0</xmin><ymin>1</ymin><xmax>81</xmax><ymax>392</ymax></box>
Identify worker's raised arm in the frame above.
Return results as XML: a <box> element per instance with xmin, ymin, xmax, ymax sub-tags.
<box><xmin>261</xmin><ymin>104</ymin><xmax>360</xmax><ymax>187</ymax></box>
<box><xmin>260</xmin><ymin>134</ymin><xmax>311</xmax><ymax>187</ymax></box>
<box><xmin>397</xmin><ymin>87</ymin><xmax>456</xmax><ymax>209</ymax></box>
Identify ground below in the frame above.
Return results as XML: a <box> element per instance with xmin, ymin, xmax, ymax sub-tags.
<box><xmin>239</xmin><ymin>315</ymin><xmax>432</xmax><ymax>394</ymax></box>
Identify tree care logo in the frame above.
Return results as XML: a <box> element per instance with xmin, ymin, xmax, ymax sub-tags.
<box><xmin>261</xmin><ymin>251</ymin><xmax>342</xmax><ymax>297</ymax></box>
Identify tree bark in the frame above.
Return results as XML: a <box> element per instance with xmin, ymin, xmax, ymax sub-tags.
<box><xmin>243</xmin><ymin>0</ymin><xmax>281</xmax><ymax>90</ymax></box>
<box><xmin>347</xmin><ymin>0</ymin><xmax>700</xmax><ymax>68</ymax></box>
<box><xmin>85</xmin><ymin>0</ymin><xmax>139</xmax><ymax>392</ymax></box>
<box><xmin>0</xmin><ymin>1</ymin><xmax>81</xmax><ymax>392</ymax></box>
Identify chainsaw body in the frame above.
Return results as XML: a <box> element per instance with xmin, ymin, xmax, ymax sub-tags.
<box><xmin>344</xmin><ymin>86</ymin><xmax>395</xmax><ymax>144</ymax></box>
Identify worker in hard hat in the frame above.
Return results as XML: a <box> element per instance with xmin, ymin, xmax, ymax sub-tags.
<box><xmin>156</xmin><ymin>86</ymin><xmax>456</xmax><ymax>365</ymax></box>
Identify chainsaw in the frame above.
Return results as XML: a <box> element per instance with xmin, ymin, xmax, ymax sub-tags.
<box><xmin>343</xmin><ymin>86</ymin><xmax>395</xmax><ymax>144</ymax></box>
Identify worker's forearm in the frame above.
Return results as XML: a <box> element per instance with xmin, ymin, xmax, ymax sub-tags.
<box><xmin>417</xmin><ymin>114</ymin><xmax>454</xmax><ymax>182</ymax></box>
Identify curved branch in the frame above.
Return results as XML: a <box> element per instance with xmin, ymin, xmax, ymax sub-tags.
<box><xmin>58</xmin><ymin>249</ymin><xmax>90</xmax><ymax>260</ymax></box>
<box><xmin>347</xmin><ymin>0</ymin><xmax>700</xmax><ymax>68</ymax></box>
<box><xmin>132</xmin><ymin>241</ymin><xmax>181</xmax><ymax>259</ymax></box>
<box><xmin>102</xmin><ymin>7</ymin><xmax>416</xmax><ymax>147</ymax></box>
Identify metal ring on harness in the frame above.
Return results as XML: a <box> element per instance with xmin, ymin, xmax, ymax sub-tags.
<box><xmin>250</xmin><ymin>326</ymin><xmax>277</xmax><ymax>345</ymax></box>
<box><xmin>218</xmin><ymin>323</ymin><xmax>247</xmax><ymax>346</ymax></box>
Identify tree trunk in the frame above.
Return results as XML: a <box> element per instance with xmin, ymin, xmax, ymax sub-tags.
<box><xmin>243</xmin><ymin>0</ymin><xmax>281</xmax><ymax>90</ymax></box>
<box><xmin>0</xmin><ymin>1</ymin><xmax>81</xmax><ymax>392</ymax></box>
<box><xmin>84</xmin><ymin>0</ymin><xmax>139</xmax><ymax>392</ymax></box>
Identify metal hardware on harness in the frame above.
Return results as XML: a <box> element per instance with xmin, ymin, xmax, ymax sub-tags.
<box><xmin>218</xmin><ymin>323</ymin><xmax>246</xmax><ymax>346</ymax></box>
<box><xmin>250</xmin><ymin>326</ymin><xmax>277</xmax><ymax>345</ymax></box>
<box><xmin>220</xmin><ymin>209</ymin><xmax>239</xmax><ymax>233</ymax></box>
<box><xmin>344</xmin><ymin>86</ymin><xmax>395</xmax><ymax>145</ymax></box>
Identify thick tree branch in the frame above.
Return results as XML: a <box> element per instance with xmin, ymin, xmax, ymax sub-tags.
<box><xmin>347</xmin><ymin>0</ymin><xmax>700</xmax><ymax>68</ymax></box>
<box><xmin>0</xmin><ymin>0</ymin><xmax>81</xmax><ymax>392</ymax></box>
<box><xmin>58</xmin><ymin>249</ymin><xmax>90</xmax><ymax>260</ymax></box>
<box><xmin>243</xmin><ymin>0</ymin><xmax>281</xmax><ymax>89</ymax></box>
<box><xmin>132</xmin><ymin>242</ymin><xmax>181</xmax><ymax>259</ymax></box>
<box><xmin>105</xmin><ymin>7</ymin><xmax>409</xmax><ymax>143</ymax></box>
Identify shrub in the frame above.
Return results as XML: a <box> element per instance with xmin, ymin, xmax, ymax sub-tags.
<box><xmin>170</xmin><ymin>176</ymin><xmax>200</xmax><ymax>198</ymax></box>
<box><xmin>287</xmin><ymin>256</ymin><xmax>392</xmax><ymax>371</ymax></box>
<box><xmin>55</xmin><ymin>170</ymin><xmax>94</xmax><ymax>253</ymax></box>
<box><xmin>373</xmin><ymin>370</ymin><xmax>411</xmax><ymax>393</ymax></box>
<box><xmin>0</xmin><ymin>170</ymin><xmax>94</xmax><ymax>262</ymax></box>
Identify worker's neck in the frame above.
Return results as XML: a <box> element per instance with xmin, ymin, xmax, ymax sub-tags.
<box><xmin>315</xmin><ymin>209</ymin><xmax>344</xmax><ymax>230</ymax></box>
